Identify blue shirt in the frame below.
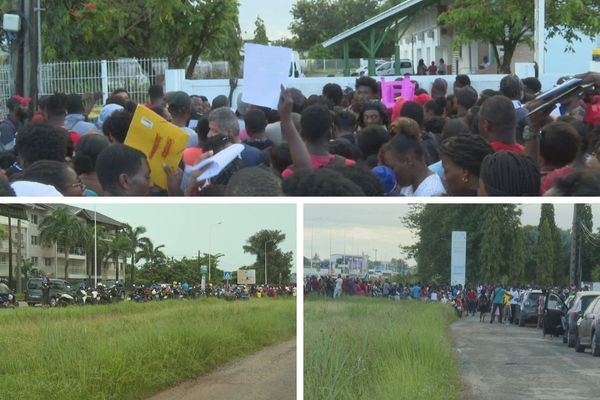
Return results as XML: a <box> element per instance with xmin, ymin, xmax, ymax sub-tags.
<box><xmin>412</xmin><ymin>285</ymin><xmax>420</xmax><ymax>299</ymax></box>
<box><xmin>493</xmin><ymin>288</ymin><xmax>506</xmax><ymax>304</ymax></box>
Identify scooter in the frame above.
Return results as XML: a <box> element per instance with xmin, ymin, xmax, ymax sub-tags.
<box><xmin>0</xmin><ymin>290</ymin><xmax>18</xmax><ymax>308</ymax></box>
<box><xmin>51</xmin><ymin>292</ymin><xmax>75</xmax><ymax>307</ymax></box>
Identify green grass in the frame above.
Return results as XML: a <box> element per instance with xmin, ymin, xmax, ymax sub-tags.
<box><xmin>0</xmin><ymin>298</ymin><xmax>295</xmax><ymax>400</ymax></box>
<box><xmin>304</xmin><ymin>297</ymin><xmax>461</xmax><ymax>400</ymax></box>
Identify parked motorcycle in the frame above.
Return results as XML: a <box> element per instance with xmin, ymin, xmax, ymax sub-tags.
<box><xmin>0</xmin><ymin>290</ymin><xmax>19</xmax><ymax>308</ymax></box>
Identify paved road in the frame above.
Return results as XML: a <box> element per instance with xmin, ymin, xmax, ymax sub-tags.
<box><xmin>148</xmin><ymin>338</ymin><xmax>296</xmax><ymax>400</ymax></box>
<box><xmin>451</xmin><ymin>317</ymin><xmax>600</xmax><ymax>400</ymax></box>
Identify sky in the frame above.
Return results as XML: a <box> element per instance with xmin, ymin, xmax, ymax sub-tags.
<box><xmin>239</xmin><ymin>0</ymin><xmax>295</xmax><ymax>40</ymax></box>
<box><xmin>71</xmin><ymin>203</ymin><xmax>296</xmax><ymax>273</ymax></box>
<box><xmin>304</xmin><ymin>204</ymin><xmax>600</xmax><ymax>266</ymax></box>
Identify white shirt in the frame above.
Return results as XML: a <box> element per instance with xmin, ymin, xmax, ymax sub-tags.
<box><xmin>510</xmin><ymin>289</ymin><xmax>520</xmax><ymax>305</ymax></box>
<box><xmin>401</xmin><ymin>174</ymin><xmax>447</xmax><ymax>197</ymax></box>
<box><xmin>335</xmin><ymin>278</ymin><xmax>343</xmax><ymax>289</ymax></box>
<box><xmin>181</xmin><ymin>126</ymin><xmax>199</xmax><ymax>148</ymax></box>
<box><xmin>431</xmin><ymin>292</ymin><xmax>438</xmax><ymax>302</ymax></box>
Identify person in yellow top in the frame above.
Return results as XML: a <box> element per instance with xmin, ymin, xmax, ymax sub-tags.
<box><xmin>503</xmin><ymin>289</ymin><xmax>512</xmax><ymax>324</ymax></box>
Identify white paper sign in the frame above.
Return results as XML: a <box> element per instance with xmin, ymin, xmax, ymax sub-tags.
<box><xmin>185</xmin><ymin>143</ymin><xmax>244</xmax><ymax>181</ymax></box>
<box><xmin>242</xmin><ymin>43</ymin><xmax>292</xmax><ymax>109</ymax></box>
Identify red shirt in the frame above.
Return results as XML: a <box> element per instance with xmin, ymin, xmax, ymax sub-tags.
<box><xmin>282</xmin><ymin>154</ymin><xmax>356</xmax><ymax>178</ymax></box>
<box><xmin>541</xmin><ymin>165</ymin><xmax>574</xmax><ymax>194</ymax></box>
<box><xmin>490</xmin><ymin>141</ymin><xmax>525</xmax><ymax>153</ymax></box>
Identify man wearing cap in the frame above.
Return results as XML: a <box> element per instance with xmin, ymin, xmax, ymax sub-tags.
<box><xmin>0</xmin><ymin>95</ymin><xmax>31</xmax><ymax>151</ymax></box>
<box><xmin>166</xmin><ymin>91</ymin><xmax>199</xmax><ymax>148</ymax></box>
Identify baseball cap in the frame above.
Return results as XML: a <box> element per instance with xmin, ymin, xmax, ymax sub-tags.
<box><xmin>6</xmin><ymin>95</ymin><xmax>32</xmax><ymax>110</ymax></box>
<box><xmin>167</xmin><ymin>91</ymin><xmax>191</xmax><ymax>112</ymax></box>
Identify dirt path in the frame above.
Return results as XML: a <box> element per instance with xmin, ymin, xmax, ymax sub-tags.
<box><xmin>148</xmin><ymin>338</ymin><xmax>296</xmax><ymax>400</ymax></box>
<box><xmin>451</xmin><ymin>316</ymin><xmax>600</xmax><ymax>400</ymax></box>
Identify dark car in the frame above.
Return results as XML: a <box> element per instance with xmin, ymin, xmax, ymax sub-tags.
<box><xmin>541</xmin><ymin>293</ymin><xmax>568</xmax><ymax>336</ymax></box>
<box><xmin>562</xmin><ymin>291</ymin><xmax>600</xmax><ymax>347</ymax></box>
<box><xmin>514</xmin><ymin>289</ymin><xmax>543</xmax><ymax>326</ymax></box>
<box><xmin>575</xmin><ymin>296</ymin><xmax>600</xmax><ymax>356</ymax></box>
<box><xmin>25</xmin><ymin>278</ymin><xmax>74</xmax><ymax>307</ymax></box>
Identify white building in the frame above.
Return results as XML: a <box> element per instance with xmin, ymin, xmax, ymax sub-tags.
<box><xmin>0</xmin><ymin>204</ymin><xmax>124</xmax><ymax>283</ymax></box>
<box><xmin>395</xmin><ymin>2</ymin><xmax>533</xmax><ymax>75</ymax></box>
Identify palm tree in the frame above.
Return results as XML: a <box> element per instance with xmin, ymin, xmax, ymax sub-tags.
<box><xmin>108</xmin><ymin>231</ymin><xmax>130</xmax><ymax>282</ymax></box>
<box><xmin>137</xmin><ymin>239</ymin><xmax>166</xmax><ymax>267</ymax></box>
<box><xmin>122</xmin><ymin>224</ymin><xmax>150</xmax><ymax>284</ymax></box>
<box><xmin>39</xmin><ymin>207</ymin><xmax>90</xmax><ymax>280</ymax></box>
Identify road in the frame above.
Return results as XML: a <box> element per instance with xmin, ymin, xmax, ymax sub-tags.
<box><xmin>148</xmin><ymin>338</ymin><xmax>296</xmax><ymax>400</ymax></box>
<box><xmin>451</xmin><ymin>316</ymin><xmax>600</xmax><ymax>400</ymax></box>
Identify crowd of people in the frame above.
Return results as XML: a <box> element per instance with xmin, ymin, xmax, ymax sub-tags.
<box><xmin>3</xmin><ymin>70</ymin><xmax>600</xmax><ymax>196</ymax></box>
<box><xmin>305</xmin><ymin>275</ymin><xmax>581</xmax><ymax>327</ymax></box>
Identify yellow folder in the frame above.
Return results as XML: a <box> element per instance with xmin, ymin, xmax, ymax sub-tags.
<box><xmin>124</xmin><ymin>105</ymin><xmax>188</xmax><ymax>190</ymax></box>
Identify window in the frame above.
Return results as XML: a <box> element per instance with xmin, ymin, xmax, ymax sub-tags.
<box><xmin>31</xmin><ymin>214</ymin><xmax>38</xmax><ymax>224</ymax></box>
<box><xmin>0</xmin><ymin>255</ymin><xmax>6</xmax><ymax>263</ymax></box>
<box><xmin>31</xmin><ymin>256</ymin><xmax>38</xmax><ymax>265</ymax></box>
<box><xmin>44</xmin><ymin>258</ymin><xmax>52</xmax><ymax>267</ymax></box>
<box><xmin>31</xmin><ymin>236</ymin><xmax>39</xmax><ymax>246</ymax></box>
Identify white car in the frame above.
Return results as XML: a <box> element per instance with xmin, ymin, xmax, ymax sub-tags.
<box><xmin>355</xmin><ymin>59</ymin><xmax>413</xmax><ymax>76</ymax></box>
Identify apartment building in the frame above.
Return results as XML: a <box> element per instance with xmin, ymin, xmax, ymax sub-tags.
<box><xmin>0</xmin><ymin>204</ymin><xmax>125</xmax><ymax>282</ymax></box>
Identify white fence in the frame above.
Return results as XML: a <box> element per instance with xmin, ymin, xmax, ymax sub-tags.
<box><xmin>0</xmin><ymin>64</ymin><xmax>13</xmax><ymax>119</ymax></box>
<box><xmin>38</xmin><ymin>58</ymin><xmax>168</xmax><ymax>104</ymax></box>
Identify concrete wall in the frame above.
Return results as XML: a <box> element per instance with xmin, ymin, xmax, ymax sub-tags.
<box><xmin>166</xmin><ymin>69</ymin><xmax>567</xmax><ymax>106</ymax></box>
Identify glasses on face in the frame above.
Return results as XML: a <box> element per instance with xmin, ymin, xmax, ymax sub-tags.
<box><xmin>71</xmin><ymin>178</ymin><xmax>86</xmax><ymax>191</ymax></box>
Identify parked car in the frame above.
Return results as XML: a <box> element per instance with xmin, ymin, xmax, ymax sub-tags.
<box><xmin>541</xmin><ymin>293</ymin><xmax>568</xmax><ymax>336</ymax></box>
<box><xmin>514</xmin><ymin>289</ymin><xmax>543</xmax><ymax>326</ymax></box>
<box><xmin>25</xmin><ymin>278</ymin><xmax>74</xmax><ymax>307</ymax></box>
<box><xmin>575</xmin><ymin>296</ymin><xmax>600</xmax><ymax>356</ymax></box>
<box><xmin>355</xmin><ymin>59</ymin><xmax>413</xmax><ymax>76</ymax></box>
<box><xmin>562</xmin><ymin>291</ymin><xmax>600</xmax><ymax>347</ymax></box>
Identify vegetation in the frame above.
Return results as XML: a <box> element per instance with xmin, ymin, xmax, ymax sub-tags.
<box><xmin>304</xmin><ymin>297</ymin><xmax>460</xmax><ymax>400</ymax></box>
<box><xmin>0</xmin><ymin>0</ymin><xmax>242</xmax><ymax>79</ymax></box>
<box><xmin>253</xmin><ymin>16</ymin><xmax>269</xmax><ymax>45</ymax></box>
<box><xmin>439</xmin><ymin>0</ymin><xmax>600</xmax><ymax>73</ymax></box>
<box><xmin>39</xmin><ymin>207</ymin><xmax>90</xmax><ymax>280</ymax></box>
<box><xmin>290</xmin><ymin>0</ymin><xmax>392</xmax><ymax>58</ymax></box>
<box><xmin>242</xmin><ymin>229</ymin><xmax>294</xmax><ymax>285</ymax></box>
<box><xmin>0</xmin><ymin>297</ymin><xmax>295</xmax><ymax>400</ymax></box>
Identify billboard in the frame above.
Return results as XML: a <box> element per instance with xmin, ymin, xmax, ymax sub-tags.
<box><xmin>451</xmin><ymin>232</ymin><xmax>467</xmax><ymax>287</ymax></box>
<box><xmin>237</xmin><ymin>269</ymin><xmax>256</xmax><ymax>285</ymax></box>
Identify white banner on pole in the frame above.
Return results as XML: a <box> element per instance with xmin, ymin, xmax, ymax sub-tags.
<box><xmin>451</xmin><ymin>232</ymin><xmax>467</xmax><ymax>287</ymax></box>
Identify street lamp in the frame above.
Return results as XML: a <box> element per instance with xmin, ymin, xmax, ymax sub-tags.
<box><xmin>264</xmin><ymin>239</ymin><xmax>274</xmax><ymax>285</ymax></box>
<box><xmin>208</xmin><ymin>222</ymin><xmax>222</xmax><ymax>282</ymax></box>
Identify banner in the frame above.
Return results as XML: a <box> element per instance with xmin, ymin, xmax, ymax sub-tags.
<box><xmin>237</xmin><ymin>269</ymin><xmax>256</xmax><ymax>285</ymax></box>
<box><xmin>451</xmin><ymin>231</ymin><xmax>467</xmax><ymax>287</ymax></box>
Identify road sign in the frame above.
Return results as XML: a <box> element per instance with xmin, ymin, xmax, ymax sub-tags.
<box><xmin>201</xmin><ymin>266</ymin><xmax>208</xmax><ymax>275</ymax></box>
<box><xmin>224</xmin><ymin>271</ymin><xmax>232</xmax><ymax>280</ymax></box>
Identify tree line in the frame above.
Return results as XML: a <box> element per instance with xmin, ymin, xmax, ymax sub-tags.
<box><xmin>404</xmin><ymin>204</ymin><xmax>600</xmax><ymax>287</ymax></box>
<box><xmin>0</xmin><ymin>206</ymin><xmax>293</xmax><ymax>289</ymax></box>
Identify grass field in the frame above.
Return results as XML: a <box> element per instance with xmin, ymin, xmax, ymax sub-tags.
<box><xmin>304</xmin><ymin>297</ymin><xmax>461</xmax><ymax>400</ymax></box>
<box><xmin>0</xmin><ymin>298</ymin><xmax>295</xmax><ymax>400</ymax></box>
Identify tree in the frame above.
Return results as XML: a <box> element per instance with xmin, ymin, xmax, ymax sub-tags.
<box><xmin>439</xmin><ymin>0</ymin><xmax>600</xmax><ymax>73</ymax></box>
<box><xmin>405</xmin><ymin>204</ymin><xmax>525</xmax><ymax>285</ymax></box>
<box><xmin>36</xmin><ymin>0</ymin><xmax>242</xmax><ymax>79</ymax></box>
<box><xmin>290</xmin><ymin>0</ymin><xmax>386</xmax><ymax>58</ymax></box>
<box><xmin>577</xmin><ymin>204</ymin><xmax>594</xmax><ymax>281</ymax></box>
<box><xmin>253</xmin><ymin>16</ymin><xmax>269</xmax><ymax>45</ymax></box>
<box><xmin>122</xmin><ymin>224</ymin><xmax>149</xmax><ymax>284</ymax></box>
<box><xmin>108</xmin><ymin>231</ymin><xmax>130</xmax><ymax>282</ymax></box>
<box><xmin>39</xmin><ymin>207</ymin><xmax>90</xmax><ymax>280</ymax></box>
<box><xmin>136</xmin><ymin>239</ymin><xmax>166</xmax><ymax>268</ymax></box>
<box><xmin>534</xmin><ymin>204</ymin><xmax>562</xmax><ymax>286</ymax></box>
<box><xmin>243</xmin><ymin>230</ymin><xmax>293</xmax><ymax>284</ymax></box>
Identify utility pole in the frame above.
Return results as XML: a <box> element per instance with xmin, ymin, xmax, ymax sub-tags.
<box><xmin>9</xmin><ymin>1</ymin><xmax>38</xmax><ymax>109</ymax></box>
<box><xmin>534</xmin><ymin>0</ymin><xmax>545</xmax><ymax>75</ymax></box>
<box><xmin>569</xmin><ymin>205</ymin><xmax>577</xmax><ymax>286</ymax></box>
